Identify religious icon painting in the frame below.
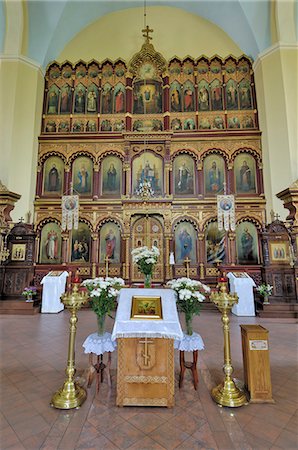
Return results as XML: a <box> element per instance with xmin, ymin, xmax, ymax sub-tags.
<box><xmin>203</xmin><ymin>154</ymin><xmax>225</xmax><ymax>195</ymax></box>
<box><xmin>43</xmin><ymin>156</ymin><xmax>64</xmax><ymax>195</ymax></box>
<box><xmin>133</xmin><ymin>80</ymin><xmax>162</xmax><ymax>114</ymax></box>
<box><xmin>174</xmin><ymin>221</ymin><xmax>197</xmax><ymax>264</ymax></box>
<box><xmin>11</xmin><ymin>243</ymin><xmax>26</xmax><ymax>261</ymax></box>
<box><xmin>197</xmin><ymin>80</ymin><xmax>210</xmax><ymax>111</ymax></box>
<box><xmin>239</xmin><ymin>79</ymin><xmax>252</xmax><ymax>109</ymax></box>
<box><xmin>210</xmin><ymin>79</ymin><xmax>223</xmax><ymax>110</ymax></box>
<box><xmin>101</xmin><ymin>83</ymin><xmax>113</xmax><ymax>114</ymax></box>
<box><xmin>47</xmin><ymin>85</ymin><xmax>59</xmax><ymax>115</ymax></box>
<box><xmin>60</xmin><ymin>84</ymin><xmax>72</xmax><ymax>114</ymax></box>
<box><xmin>173</xmin><ymin>154</ymin><xmax>195</xmax><ymax>196</ymax></box>
<box><xmin>73</xmin><ymin>83</ymin><xmax>86</xmax><ymax>114</ymax></box>
<box><xmin>113</xmin><ymin>83</ymin><xmax>125</xmax><ymax>114</ymax></box>
<box><xmin>234</xmin><ymin>153</ymin><xmax>256</xmax><ymax>194</ymax></box>
<box><xmin>72</xmin><ymin>156</ymin><xmax>93</xmax><ymax>195</ymax></box>
<box><xmin>132</xmin><ymin>151</ymin><xmax>163</xmax><ymax>196</ymax></box>
<box><xmin>226</xmin><ymin>79</ymin><xmax>238</xmax><ymax>110</ymax></box>
<box><xmin>170</xmin><ymin>81</ymin><xmax>182</xmax><ymax>113</ymax></box>
<box><xmin>39</xmin><ymin>222</ymin><xmax>62</xmax><ymax>264</ymax></box>
<box><xmin>86</xmin><ymin>84</ymin><xmax>99</xmax><ymax>113</ymax></box>
<box><xmin>101</xmin><ymin>155</ymin><xmax>122</xmax><ymax>195</ymax></box>
<box><xmin>269</xmin><ymin>241</ymin><xmax>290</xmax><ymax>264</ymax></box>
<box><xmin>183</xmin><ymin>81</ymin><xmax>195</xmax><ymax>112</ymax></box>
<box><xmin>71</xmin><ymin>222</ymin><xmax>90</xmax><ymax>263</ymax></box>
<box><xmin>99</xmin><ymin>222</ymin><xmax>121</xmax><ymax>263</ymax></box>
<box><xmin>205</xmin><ymin>221</ymin><xmax>226</xmax><ymax>264</ymax></box>
<box><xmin>236</xmin><ymin>221</ymin><xmax>259</xmax><ymax>264</ymax></box>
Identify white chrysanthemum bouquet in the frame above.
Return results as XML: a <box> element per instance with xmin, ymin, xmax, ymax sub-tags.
<box><xmin>167</xmin><ymin>277</ymin><xmax>210</xmax><ymax>335</ymax></box>
<box><xmin>82</xmin><ymin>276</ymin><xmax>124</xmax><ymax>318</ymax></box>
<box><xmin>131</xmin><ymin>246</ymin><xmax>160</xmax><ymax>276</ymax></box>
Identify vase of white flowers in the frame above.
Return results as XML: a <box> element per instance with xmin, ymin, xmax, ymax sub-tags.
<box><xmin>167</xmin><ymin>277</ymin><xmax>210</xmax><ymax>335</ymax></box>
<box><xmin>82</xmin><ymin>277</ymin><xmax>124</xmax><ymax>335</ymax></box>
<box><xmin>256</xmin><ymin>283</ymin><xmax>273</xmax><ymax>304</ymax></box>
<box><xmin>131</xmin><ymin>246</ymin><xmax>160</xmax><ymax>288</ymax></box>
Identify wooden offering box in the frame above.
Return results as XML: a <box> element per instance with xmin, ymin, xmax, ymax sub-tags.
<box><xmin>240</xmin><ymin>324</ymin><xmax>274</xmax><ymax>403</ymax></box>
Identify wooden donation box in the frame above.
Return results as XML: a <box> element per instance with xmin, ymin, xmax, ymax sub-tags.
<box><xmin>112</xmin><ymin>288</ymin><xmax>183</xmax><ymax>407</ymax></box>
<box><xmin>240</xmin><ymin>325</ymin><xmax>274</xmax><ymax>403</ymax></box>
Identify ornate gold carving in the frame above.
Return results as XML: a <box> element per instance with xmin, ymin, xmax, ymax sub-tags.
<box><xmin>124</xmin><ymin>375</ymin><xmax>167</xmax><ymax>383</ymax></box>
<box><xmin>129</xmin><ymin>34</ymin><xmax>167</xmax><ymax>77</ymax></box>
<box><xmin>122</xmin><ymin>398</ymin><xmax>168</xmax><ymax>406</ymax></box>
<box><xmin>78</xmin><ymin>267</ymin><xmax>90</xmax><ymax>276</ymax></box>
<box><xmin>206</xmin><ymin>267</ymin><xmax>218</xmax><ymax>276</ymax></box>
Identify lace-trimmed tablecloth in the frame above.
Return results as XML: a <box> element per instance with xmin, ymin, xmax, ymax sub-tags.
<box><xmin>82</xmin><ymin>332</ymin><xmax>117</xmax><ymax>355</ymax></box>
<box><xmin>174</xmin><ymin>332</ymin><xmax>205</xmax><ymax>351</ymax></box>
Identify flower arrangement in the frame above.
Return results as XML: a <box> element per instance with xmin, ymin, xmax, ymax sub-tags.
<box><xmin>136</xmin><ymin>179</ymin><xmax>154</xmax><ymax>200</ymax></box>
<box><xmin>22</xmin><ymin>286</ymin><xmax>37</xmax><ymax>302</ymax></box>
<box><xmin>131</xmin><ymin>245</ymin><xmax>160</xmax><ymax>287</ymax></box>
<box><xmin>167</xmin><ymin>277</ymin><xmax>211</xmax><ymax>335</ymax></box>
<box><xmin>256</xmin><ymin>283</ymin><xmax>273</xmax><ymax>304</ymax></box>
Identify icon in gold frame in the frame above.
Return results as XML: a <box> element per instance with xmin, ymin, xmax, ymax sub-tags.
<box><xmin>130</xmin><ymin>296</ymin><xmax>163</xmax><ymax>320</ymax></box>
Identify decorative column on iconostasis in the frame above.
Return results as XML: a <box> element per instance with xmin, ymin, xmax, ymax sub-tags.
<box><xmin>164</xmin><ymin>216</ymin><xmax>172</xmax><ymax>280</ymax></box>
<box><xmin>227</xmin><ymin>162</ymin><xmax>233</xmax><ymax>194</ymax></box>
<box><xmin>163</xmin><ymin>73</ymin><xmax>170</xmax><ymax>131</ymax></box>
<box><xmin>36</xmin><ymin>164</ymin><xmax>43</xmax><ymax>197</ymax></box>
<box><xmin>61</xmin><ymin>231</ymin><xmax>69</xmax><ymax>264</ymax></box>
<box><xmin>123</xmin><ymin>161</ymin><xmax>131</xmax><ymax>197</ymax></box>
<box><xmin>93</xmin><ymin>164</ymin><xmax>100</xmax><ymax>200</ymax></box>
<box><xmin>197</xmin><ymin>160</ymin><xmax>204</xmax><ymax>195</ymax></box>
<box><xmin>228</xmin><ymin>231</ymin><xmax>236</xmax><ymax>266</ymax></box>
<box><xmin>125</xmin><ymin>72</ymin><xmax>133</xmax><ymax>131</ymax></box>
<box><xmin>164</xmin><ymin>162</ymin><xmax>171</xmax><ymax>197</ymax></box>
<box><xmin>122</xmin><ymin>234</ymin><xmax>130</xmax><ymax>281</ymax></box>
<box><xmin>90</xmin><ymin>232</ymin><xmax>98</xmax><ymax>277</ymax></box>
<box><xmin>64</xmin><ymin>164</ymin><xmax>71</xmax><ymax>194</ymax></box>
<box><xmin>197</xmin><ymin>232</ymin><xmax>205</xmax><ymax>279</ymax></box>
<box><xmin>257</xmin><ymin>162</ymin><xmax>264</xmax><ymax>195</ymax></box>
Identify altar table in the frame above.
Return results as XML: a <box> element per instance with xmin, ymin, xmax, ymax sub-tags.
<box><xmin>112</xmin><ymin>288</ymin><xmax>183</xmax><ymax>407</ymax></box>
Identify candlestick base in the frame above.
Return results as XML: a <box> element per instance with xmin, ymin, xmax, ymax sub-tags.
<box><xmin>211</xmin><ymin>379</ymin><xmax>247</xmax><ymax>407</ymax></box>
<box><xmin>51</xmin><ymin>380</ymin><xmax>86</xmax><ymax>409</ymax></box>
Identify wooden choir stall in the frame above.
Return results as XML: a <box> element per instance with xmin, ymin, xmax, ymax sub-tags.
<box><xmin>112</xmin><ymin>288</ymin><xmax>183</xmax><ymax>407</ymax></box>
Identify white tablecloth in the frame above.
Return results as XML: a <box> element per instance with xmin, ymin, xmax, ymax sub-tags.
<box><xmin>41</xmin><ymin>271</ymin><xmax>68</xmax><ymax>313</ymax></box>
<box><xmin>83</xmin><ymin>332</ymin><xmax>117</xmax><ymax>355</ymax></box>
<box><xmin>112</xmin><ymin>288</ymin><xmax>183</xmax><ymax>341</ymax></box>
<box><xmin>174</xmin><ymin>332</ymin><xmax>205</xmax><ymax>351</ymax></box>
<box><xmin>227</xmin><ymin>272</ymin><xmax>256</xmax><ymax>316</ymax></box>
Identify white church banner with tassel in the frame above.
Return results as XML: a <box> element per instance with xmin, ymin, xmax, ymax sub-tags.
<box><xmin>61</xmin><ymin>195</ymin><xmax>79</xmax><ymax>231</ymax></box>
<box><xmin>217</xmin><ymin>195</ymin><xmax>235</xmax><ymax>231</ymax></box>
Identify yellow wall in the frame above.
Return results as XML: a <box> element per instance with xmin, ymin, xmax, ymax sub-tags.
<box><xmin>254</xmin><ymin>45</ymin><xmax>298</xmax><ymax>220</ymax></box>
<box><xmin>58</xmin><ymin>6</ymin><xmax>242</xmax><ymax>63</ymax></box>
<box><xmin>0</xmin><ymin>59</ymin><xmax>44</xmax><ymax>221</ymax></box>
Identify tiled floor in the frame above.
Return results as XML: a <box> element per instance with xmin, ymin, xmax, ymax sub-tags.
<box><xmin>0</xmin><ymin>310</ymin><xmax>297</xmax><ymax>449</ymax></box>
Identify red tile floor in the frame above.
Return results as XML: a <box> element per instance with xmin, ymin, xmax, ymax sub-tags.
<box><xmin>0</xmin><ymin>311</ymin><xmax>297</xmax><ymax>449</ymax></box>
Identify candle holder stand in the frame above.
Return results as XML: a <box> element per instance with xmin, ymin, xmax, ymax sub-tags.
<box><xmin>51</xmin><ymin>283</ymin><xmax>89</xmax><ymax>409</ymax></box>
<box><xmin>210</xmin><ymin>282</ymin><xmax>247</xmax><ymax>407</ymax></box>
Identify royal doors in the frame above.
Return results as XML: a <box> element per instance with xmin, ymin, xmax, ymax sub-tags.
<box><xmin>131</xmin><ymin>216</ymin><xmax>164</xmax><ymax>283</ymax></box>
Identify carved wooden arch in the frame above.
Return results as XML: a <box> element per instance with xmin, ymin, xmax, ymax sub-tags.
<box><xmin>236</xmin><ymin>216</ymin><xmax>263</xmax><ymax>231</ymax></box>
<box><xmin>130</xmin><ymin>212</ymin><xmax>165</xmax><ymax>228</ymax></box>
<box><xmin>96</xmin><ymin>217</ymin><xmax>124</xmax><ymax>233</ymax></box>
<box><xmin>202</xmin><ymin>216</ymin><xmax>219</xmax><ymax>232</ymax></box>
<box><xmin>35</xmin><ymin>217</ymin><xmax>61</xmax><ymax>232</ymax></box>
<box><xmin>171</xmin><ymin>149</ymin><xmax>199</xmax><ymax>164</ymax></box>
<box><xmin>131</xmin><ymin>148</ymin><xmax>164</xmax><ymax>163</ymax></box>
<box><xmin>68</xmin><ymin>151</ymin><xmax>96</xmax><ymax>165</ymax></box>
<box><xmin>200</xmin><ymin>148</ymin><xmax>229</xmax><ymax>163</ymax></box>
<box><xmin>39</xmin><ymin>151</ymin><xmax>67</xmax><ymax>166</ymax></box>
<box><xmin>97</xmin><ymin>150</ymin><xmax>125</xmax><ymax>166</ymax></box>
<box><xmin>231</xmin><ymin>148</ymin><xmax>262</xmax><ymax>165</ymax></box>
<box><xmin>172</xmin><ymin>215</ymin><xmax>200</xmax><ymax>233</ymax></box>
<box><xmin>76</xmin><ymin>217</ymin><xmax>93</xmax><ymax>232</ymax></box>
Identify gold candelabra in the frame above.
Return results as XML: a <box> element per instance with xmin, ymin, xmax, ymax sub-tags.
<box><xmin>51</xmin><ymin>283</ymin><xmax>89</xmax><ymax>409</ymax></box>
<box><xmin>210</xmin><ymin>282</ymin><xmax>247</xmax><ymax>407</ymax></box>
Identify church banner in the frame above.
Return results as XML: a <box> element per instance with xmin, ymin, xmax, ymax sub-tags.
<box><xmin>61</xmin><ymin>195</ymin><xmax>79</xmax><ymax>231</ymax></box>
<box><xmin>217</xmin><ymin>195</ymin><xmax>235</xmax><ymax>231</ymax></box>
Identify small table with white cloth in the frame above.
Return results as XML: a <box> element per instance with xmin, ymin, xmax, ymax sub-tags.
<box><xmin>227</xmin><ymin>272</ymin><xmax>256</xmax><ymax>316</ymax></box>
<box><xmin>41</xmin><ymin>271</ymin><xmax>68</xmax><ymax>313</ymax></box>
<box><xmin>112</xmin><ymin>288</ymin><xmax>183</xmax><ymax>407</ymax></box>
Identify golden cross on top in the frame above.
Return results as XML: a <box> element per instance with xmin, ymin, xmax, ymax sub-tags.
<box><xmin>142</xmin><ymin>25</ymin><xmax>153</xmax><ymax>43</ymax></box>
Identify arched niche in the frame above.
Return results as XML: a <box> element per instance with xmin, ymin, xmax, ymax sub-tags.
<box><xmin>47</xmin><ymin>84</ymin><xmax>59</xmax><ymax>115</ymax></box>
<box><xmin>173</xmin><ymin>154</ymin><xmax>195</xmax><ymax>196</ymax></box>
<box><xmin>236</xmin><ymin>221</ymin><xmax>259</xmax><ymax>264</ymax></box>
<box><xmin>72</xmin><ymin>156</ymin><xmax>93</xmax><ymax>195</ymax></box>
<box><xmin>174</xmin><ymin>221</ymin><xmax>197</xmax><ymax>264</ymax></box>
<box><xmin>39</xmin><ymin>222</ymin><xmax>62</xmax><ymax>264</ymax></box>
<box><xmin>132</xmin><ymin>151</ymin><xmax>163</xmax><ymax>196</ymax></box>
<box><xmin>71</xmin><ymin>222</ymin><xmax>91</xmax><ymax>262</ymax></box>
<box><xmin>99</xmin><ymin>221</ymin><xmax>121</xmax><ymax>263</ymax></box>
<box><xmin>234</xmin><ymin>153</ymin><xmax>256</xmax><ymax>194</ymax></box>
<box><xmin>101</xmin><ymin>155</ymin><xmax>122</xmax><ymax>195</ymax></box>
<box><xmin>205</xmin><ymin>221</ymin><xmax>226</xmax><ymax>263</ymax></box>
<box><xmin>43</xmin><ymin>156</ymin><xmax>64</xmax><ymax>195</ymax></box>
<box><xmin>203</xmin><ymin>154</ymin><xmax>225</xmax><ymax>195</ymax></box>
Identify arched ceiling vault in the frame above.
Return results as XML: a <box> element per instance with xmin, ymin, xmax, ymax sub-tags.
<box><xmin>1</xmin><ymin>0</ymin><xmax>296</xmax><ymax>68</ymax></box>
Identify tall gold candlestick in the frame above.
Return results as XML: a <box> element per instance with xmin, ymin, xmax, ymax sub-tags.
<box><xmin>51</xmin><ymin>283</ymin><xmax>89</xmax><ymax>409</ymax></box>
<box><xmin>210</xmin><ymin>282</ymin><xmax>247</xmax><ymax>407</ymax></box>
<box><xmin>184</xmin><ymin>257</ymin><xmax>191</xmax><ymax>278</ymax></box>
